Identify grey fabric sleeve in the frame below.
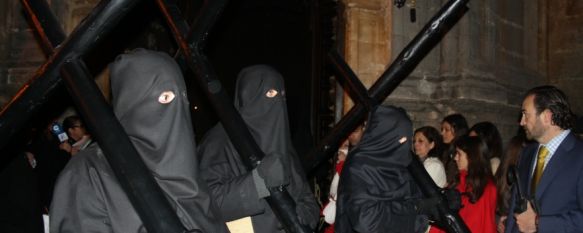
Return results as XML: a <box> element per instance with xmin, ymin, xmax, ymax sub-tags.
<box><xmin>203</xmin><ymin>163</ymin><xmax>266</xmax><ymax>221</ymax></box>
<box><xmin>252</xmin><ymin>168</ymin><xmax>270</xmax><ymax>198</ymax></box>
<box><xmin>49</xmin><ymin>159</ymin><xmax>110</xmax><ymax>233</ymax></box>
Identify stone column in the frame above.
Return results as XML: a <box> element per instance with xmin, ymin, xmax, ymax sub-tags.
<box><xmin>340</xmin><ymin>0</ymin><xmax>392</xmax><ymax>111</ymax></box>
<box><xmin>548</xmin><ymin>0</ymin><xmax>583</xmax><ymax>115</ymax></box>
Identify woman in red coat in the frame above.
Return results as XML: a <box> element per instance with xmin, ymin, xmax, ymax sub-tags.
<box><xmin>431</xmin><ymin>135</ymin><xmax>497</xmax><ymax>233</ymax></box>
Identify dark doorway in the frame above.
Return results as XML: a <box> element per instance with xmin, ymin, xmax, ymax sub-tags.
<box><xmin>181</xmin><ymin>0</ymin><xmax>330</xmax><ymax>156</ymax></box>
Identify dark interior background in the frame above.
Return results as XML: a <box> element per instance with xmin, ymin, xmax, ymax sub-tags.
<box><xmin>195</xmin><ymin>0</ymin><xmax>314</xmax><ymax>155</ymax></box>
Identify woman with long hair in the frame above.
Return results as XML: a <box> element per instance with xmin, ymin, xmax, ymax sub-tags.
<box><xmin>469</xmin><ymin>121</ymin><xmax>504</xmax><ymax>175</ymax></box>
<box><xmin>441</xmin><ymin>113</ymin><xmax>469</xmax><ymax>185</ymax></box>
<box><xmin>441</xmin><ymin>114</ymin><xmax>469</xmax><ymax>145</ymax></box>
<box><xmin>432</xmin><ymin>135</ymin><xmax>497</xmax><ymax>233</ymax></box>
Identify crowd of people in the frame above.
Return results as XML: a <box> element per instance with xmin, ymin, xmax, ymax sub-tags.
<box><xmin>322</xmin><ymin>114</ymin><xmax>525</xmax><ymax>233</ymax></box>
<box><xmin>321</xmin><ymin>86</ymin><xmax>582</xmax><ymax>233</ymax></box>
<box><xmin>1</xmin><ymin>48</ymin><xmax>582</xmax><ymax>233</ymax></box>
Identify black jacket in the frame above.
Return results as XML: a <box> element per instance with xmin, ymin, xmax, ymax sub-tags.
<box><xmin>336</xmin><ymin>105</ymin><xmax>428</xmax><ymax>233</ymax></box>
<box><xmin>198</xmin><ymin>65</ymin><xmax>319</xmax><ymax>233</ymax></box>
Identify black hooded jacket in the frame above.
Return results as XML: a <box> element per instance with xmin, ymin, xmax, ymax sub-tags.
<box><xmin>335</xmin><ymin>105</ymin><xmax>428</xmax><ymax>233</ymax></box>
<box><xmin>49</xmin><ymin>49</ymin><xmax>228</xmax><ymax>233</ymax></box>
<box><xmin>197</xmin><ymin>65</ymin><xmax>319</xmax><ymax>233</ymax></box>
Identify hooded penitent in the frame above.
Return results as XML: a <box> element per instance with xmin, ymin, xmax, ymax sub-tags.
<box><xmin>50</xmin><ymin>49</ymin><xmax>228</xmax><ymax>233</ymax></box>
<box><xmin>335</xmin><ymin>105</ymin><xmax>427</xmax><ymax>233</ymax></box>
<box><xmin>198</xmin><ymin>65</ymin><xmax>319</xmax><ymax>233</ymax></box>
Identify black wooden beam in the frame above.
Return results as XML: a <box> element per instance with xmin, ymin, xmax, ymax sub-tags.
<box><xmin>327</xmin><ymin>50</ymin><xmax>376</xmax><ymax>111</ymax></box>
<box><xmin>307</xmin><ymin>0</ymin><xmax>470</xmax><ymax>173</ymax></box>
<box><xmin>408</xmin><ymin>155</ymin><xmax>470</xmax><ymax>233</ymax></box>
<box><xmin>20</xmin><ymin>0</ymin><xmax>66</xmax><ymax>54</ymax></box>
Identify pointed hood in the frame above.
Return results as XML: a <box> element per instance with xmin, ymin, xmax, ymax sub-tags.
<box><xmin>109</xmin><ymin>48</ymin><xmax>225</xmax><ymax>232</ymax></box>
<box><xmin>234</xmin><ymin>64</ymin><xmax>295</xmax><ymax>157</ymax></box>
<box><xmin>340</xmin><ymin>105</ymin><xmax>415</xmax><ymax>199</ymax></box>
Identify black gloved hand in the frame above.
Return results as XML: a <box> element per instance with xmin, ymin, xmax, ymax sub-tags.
<box><xmin>296</xmin><ymin>203</ymin><xmax>317</xmax><ymax>230</ymax></box>
<box><xmin>444</xmin><ymin>188</ymin><xmax>462</xmax><ymax>212</ymax></box>
<box><xmin>256</xmin><ymin>153</ymin><xmax>290</xmax><ymax>188</ymax></box>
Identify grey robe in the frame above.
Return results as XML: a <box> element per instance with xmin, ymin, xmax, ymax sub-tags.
<box><xmin>197</xmin><ymin>65</ymin><xmax>319</xmax><ymax>233</ymax></box>
<box><xmin>50</xmin><ymin>49</ymin><xmax>228</xmax><ymax>233</ymax></box>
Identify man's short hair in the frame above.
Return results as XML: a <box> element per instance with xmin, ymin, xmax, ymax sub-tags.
<box><xmin>62</xmin><ymin>115</ymin><xmax>82</xmax><ymax>132</ymax></box>
<box><xmin>525</xmin><ymin>85</ymin><xmax>575</xmax><ymax>130</ymax></box>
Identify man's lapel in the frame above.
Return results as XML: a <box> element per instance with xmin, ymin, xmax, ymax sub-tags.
<box><xmin>535</xmin><ymin>133</ymin><xmax>576</xmax><ymax>199</ymax></box>
<box><xmin>520</xmin><ymin>144</ymin><xmax>537</xmax><ymax>196</ymax></box>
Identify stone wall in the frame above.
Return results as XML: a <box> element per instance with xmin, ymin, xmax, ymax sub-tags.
<box><xmin>0</xmin><ymin>1</ymin><xmax>46</xmax><ymax>106</ymax></box>
<box><xmin>338</xmin><ymin>0</ymin><xmax>570</xmax><ymax>143</ymax></box>
<box><xmin>548</xmin><ymin>0</ymin><xmax>583</xmax><ymax>115</ymax></box>
<box><xmin>0</xmin><ymin>0</ymin><xmax>106</xmax><ymax>109</ymax></box>
<box><xmin>340</xmin><ymin>0</ymin><xmax>392</xmax><ymax>110</ymax></box>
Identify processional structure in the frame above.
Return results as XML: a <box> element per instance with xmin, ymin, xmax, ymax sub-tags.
<box><xmin>306</xmin><ymin>0</ymin><xmax>470</xmax><ymax>231</ymax></box>
<box><xmin>1</xmin><ymin>0</ymin><xmax>469</xmax><ymax>232</ymax></box>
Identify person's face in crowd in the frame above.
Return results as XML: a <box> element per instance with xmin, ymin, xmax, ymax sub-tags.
<box><xmin>348</xmin><ymin>125</ymin><xmax>364</xmax><ymax>146</ymax></box>
<box><xmin>67</xmin><ymin>123</ymin><xmax>86</xmax><ymax>141</ymax></box>
<box><xmin>441</xmin><ymin>122</ymin><xmax>455</xmax><ymax>144</ymax></box>
<box><xmin>454</xmin><ymin>147</ymin><xmax>469</xmax><ymax>171</ymax></box>
<box><xmin>413</xmin><ymin>132</ymin><xmax>434</xmax><ymax>160</ymax></box>
<box><xmin>520</xmin><ymin>94</ymin><xmax>546</xmax><ymax>142</ymax></box>
<box><xmin>468</xmin><ymin>130</ymin><xmax>478</xmax><ymax>137</ymax></box>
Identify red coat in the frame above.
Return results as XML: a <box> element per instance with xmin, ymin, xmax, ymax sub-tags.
<box><xmin>323</xmin><ymin>160</ymin><xmax>345</xmax><ymax>233</ymax></box>
<box><xmin>430</xmin><ymin>170</ymin><xmax>497</xmax><ymax>233</ymax></box>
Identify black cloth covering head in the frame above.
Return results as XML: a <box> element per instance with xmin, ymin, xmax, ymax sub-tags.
<box><xmin>197</xmin><ymin>64</ymin><xmax>319</xmax><ymax>233</ymax></box>
<box><xmin>335</xmin><ymin>105</ymin><xmax>427</xmax><ymax>233</ymax></box>
<box><xmin>234</xmin><ymin>64</ymin><xmax>294</xmax><ymax>157</ymax></box>
<box><xmin>111</xmin><ymin>49</ymin><xmax>196</xmax><ymax>175</ymax></box>
<box><xmin>109</xmin><ymin>49</ymin><xmax>226</xmax><ymax>232</ymax></box>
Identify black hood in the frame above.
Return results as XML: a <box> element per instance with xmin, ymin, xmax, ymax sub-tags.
<box><xmin>350</xmin><ymin>105</ymin><xmax>413</xmax><ymax>167</ymax></box>
<box><xmin>340</xmin><ymin>105</ymin><xmax>414</xmax><ymax>200</ymax></box>
<box><xmin>109</xmin><ymin>48</ymin><xmax>226</xmax><ymax>232</ymax></box>
<box><xmin>234</xmin><ymin>64</ymin><xmax>295</xmax><ymax>157</ymax></box>
<box><xmin>335</xmin><ymin>105</ymin><xmax>427</xmax><ymax>233</ymax></box>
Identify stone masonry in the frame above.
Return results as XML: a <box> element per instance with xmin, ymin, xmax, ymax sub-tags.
<box><xmin>339</xmin><ymin>0</ymin><xmax>582</xmax><ymax>142</ymax></box>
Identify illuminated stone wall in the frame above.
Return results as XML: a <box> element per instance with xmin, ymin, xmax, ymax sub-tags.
<box><xmin>338</xmin><ymin>0</ymin><xmax>583</xmax><ymax>142</ymax></box>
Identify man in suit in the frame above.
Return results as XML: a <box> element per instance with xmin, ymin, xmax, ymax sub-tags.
<box><xmin>505</xmin><ymin>85</ymin><xmax>583</xmax><ymax>233</ymax></box>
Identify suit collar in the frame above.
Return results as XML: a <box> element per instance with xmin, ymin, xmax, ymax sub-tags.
<box><xmin>520</xmin><ymin>144</ymin><xmax>537</xmax><ymax>195</ymax></box>
<box><xmin>534</xmin><ymin>132</ymin><xmax>577</xmax><ymax>198</ymax></box>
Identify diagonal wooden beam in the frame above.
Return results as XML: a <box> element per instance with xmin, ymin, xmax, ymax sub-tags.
<box><xmin>20</xmin><ymin>0</ymin><xmax>66</xmax><ymax>54</ymax></box>
<box><xmin>328</xmin><ymin>50</ymin><xmax>377</xmax><ymax>111</ymax></box>
<box><xmin>307</xmin><ymin>0</ymin><xmax>470</xmax><ymax>174</ymax></box>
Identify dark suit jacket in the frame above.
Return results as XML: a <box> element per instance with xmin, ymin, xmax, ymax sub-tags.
<box><xmin>506</xmin><ymin>132</ymin><xmax>583</xmax><ymax>233</ymax></box>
